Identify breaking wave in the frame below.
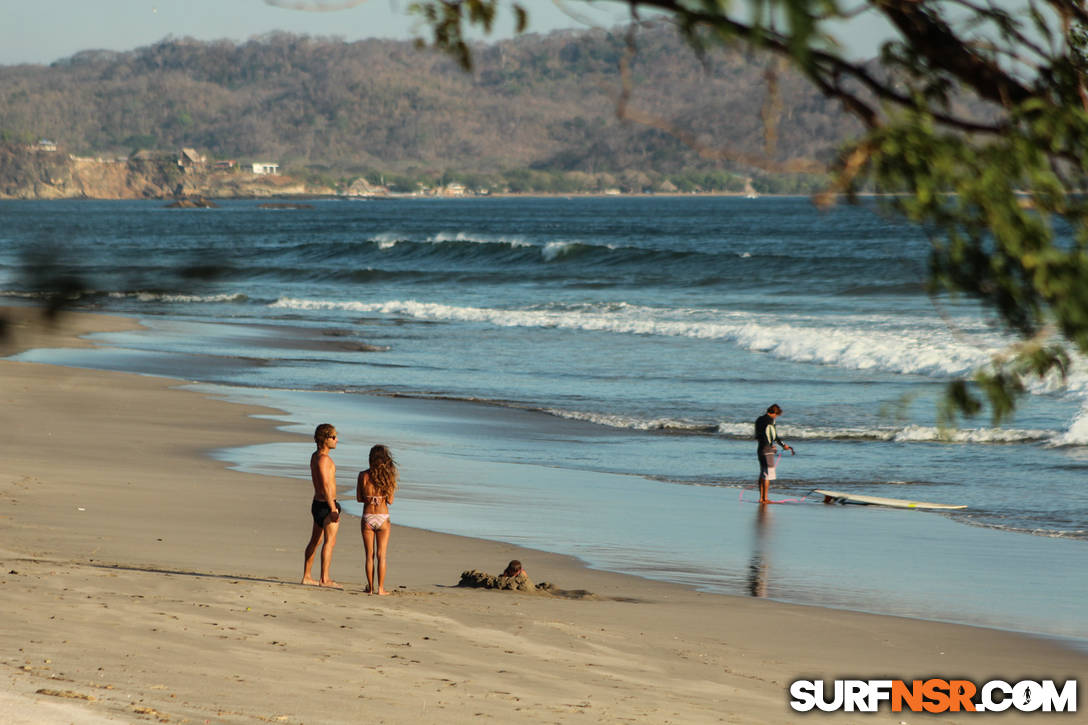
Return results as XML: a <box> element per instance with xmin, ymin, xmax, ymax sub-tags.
<box><xmin>108</xmin><ymin>291</ymin><xmax>249</xmax><ymax>303</ymax></box>
<box><xmin>543</xmin><ymin>408</ymin><xmax>1053</xmax><ymax>444</ymax></box>
<box><xmin>270</xmin><ymin>297</ymin><xmax>998</xmax><ymax>378</ymax></box>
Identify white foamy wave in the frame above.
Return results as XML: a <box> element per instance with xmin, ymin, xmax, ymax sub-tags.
<box><xmin>717</xmin><ymin>422</ymin><xmax>757</xmax><ymax>437</ymax></box>
<box><xmin>541</xmin><ymin>241</ymin><xmax>576</xmax><ymax>261</ymax></box>
<box><xmin>427</xmin><ymin>231</ymin><xmax>532</xmax><ymax>247</ymax></box>
<box><xmin>890</xmin><ymin>425</ymin><xmax>1052</xmax><ymax>444</ymax></box>
<box><xmin>739</xmin><ymin>323</ymin><xmax>992</xmax><ymax>376</ymax></box>
<box><xmin>541</xmin><ymin>240</ymin><xmax>615</xmax><ymax>261</ymax></box>
<box><xmin>775</xmin><ymin>425</ymin><xmax>891</xmax><ymax>441</ymax></box>
<box><xmin>538</xmin><ymin>409</ymin><xmax>1051</xmax><ymax>443</ymax></box>
<box><xmin>368</xmin><ymin>231</ymin><xmax>533</xmax><ymax>249</ymax></box>
<box><xmin>1051</xmin><ymin>407</ymin><xmax>1088</xmax><ymax>446</ymax></box>
<box><xmin>1037</xmin><ymin>356</ymin><xmax>1088</xmax><ymax>446</ymax></box>
<box><xmin>371</xmin><ymin>232</ymin><xmax>402</xmax><ymax>250</ymax></box>
<box><xmin>110</xmin><ymin>291</ymin><xmax>247</xmax><ymax>303</ymax></box>
<box><xmin>964</xmin><ymin>521</ymin><xmax>1088</xmax><ymax>540</ymax></box>
<box><xmin>541</xmin><ymin>241</ymin><xmax>572</xmax><ymax>261</ymax></box>
<box><xmin>0</xmin><ymin>289</ymin><xmax>104</xmax><ymax>300</ymax></box>
<box><xmin>718</xmin><ymin>421</ymin><xmax>1050</xmax><ymax>443</ymax></box>
<box><xmin>542</xmin><ymin>408</ymin><xmax>707</xmax><ymax>431</ymax></box>
<box><xmin>269</xmin><ymin>297</ymin><xmax>996</xmax><ymax>379</ymax></box>
<box><xmin>271</xmin><ymin>298</ymin><xmax>364</xmax><ymax>312</ymax></box>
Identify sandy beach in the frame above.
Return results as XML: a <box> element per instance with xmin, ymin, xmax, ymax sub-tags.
<box><xmin>1</xmin><ymin>306</ymin><xmax>1084</xmax><ymax>724</ymax></box>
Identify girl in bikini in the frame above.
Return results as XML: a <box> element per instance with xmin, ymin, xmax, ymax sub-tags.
<box><xmin>356</xmin><ymin>444</ymin><xmax>398</xmax><ymax>595</ymax></box>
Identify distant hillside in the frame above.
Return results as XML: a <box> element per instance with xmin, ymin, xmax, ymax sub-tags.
<box><xmin>0</xmin><ymin>144</ymin><xmax>329</xmax><ymax>200</ymax></box>
<box><xmin>0</xmin><ymin>22</ymin><xmax>861</xmax><ymax>189</ymax></box>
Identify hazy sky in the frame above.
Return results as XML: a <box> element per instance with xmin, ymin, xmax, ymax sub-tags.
<box><xmin>1</xmin><ymin>0</ymin><xmax>636</xmax><ymax>65</ymax></box>
<box><xmin>2</xmin><ymin>0</ymin><xmax>1045</xmax><ymax>67</ymax></box>
<box><xmin>27</xmin><ymin>0</ymin><xmax>1036</xmax><ymax>69</ymax></box>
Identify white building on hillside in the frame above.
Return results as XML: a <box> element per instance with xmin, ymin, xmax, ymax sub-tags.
<box><xmin>251</xmin><ymin>162</ymin><xmax>280</xmax><ymax>175</ymax></box>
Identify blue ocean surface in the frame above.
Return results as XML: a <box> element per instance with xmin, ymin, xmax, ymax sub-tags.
<box><xmin>3</xmin><ymin>197</ymin><xmax>1086</xmax><ymax>641</ymax></box>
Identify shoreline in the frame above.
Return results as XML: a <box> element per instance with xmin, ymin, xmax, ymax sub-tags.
<box><xmin>200</xmin><ymin>382</ymin><xmax>1088</xmax><ymax>643</ymax></box>
<box><xmin>6</xmin><ymin>305</ymin><xmax>1088</xmax><ymax>637</ymax></box>
<box><xmin>2</xmin><ymin>306</ymin><xmax>1085</xmax><ymax>723</ymax></box>
<box><xmin>2</xmin><ymin>190</ymin><xmax>880</xmax><ymax>202</ymax></box>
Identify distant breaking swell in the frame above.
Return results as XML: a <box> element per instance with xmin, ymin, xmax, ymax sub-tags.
<box><xmin>241</xmin><ymin>233</ymin><xmax>895</xmax><ymax>282</ymax></box>
<box><xmin>270</xmin><ymin>296</ymin><xmax>997</xmax><ymax>378</ymax></box>
<box><xmin>360</xmin><ymin>392</ymin><xmax>1060</xmax><ymax>444</ymax></box>
<box><xmin>541</xmin><ymin>408</ymin><xmax>1061</xmax><ymax>445</ymax></box>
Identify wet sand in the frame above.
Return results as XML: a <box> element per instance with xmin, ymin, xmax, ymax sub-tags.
<box><xmin>1</xmin><ymin>306</ymin><xmax>1084</xmax><ymax>723</ymax></box>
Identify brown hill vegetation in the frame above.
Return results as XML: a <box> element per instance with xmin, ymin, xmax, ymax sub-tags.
<box><xmin>0</xmin><ymin>145</ymin><xmax>328</xmax><ymax>200</ymax></box>
<box><xmin>0</xmin><ymin>22</ymin><xmax>861</xmax><ymax>193</ymax></box>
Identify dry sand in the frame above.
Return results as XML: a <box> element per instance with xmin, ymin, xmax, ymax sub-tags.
<box><xmin>1</xmin><ymin>306</ymin><xmax>1084</xmax><ymax>724</ymax></box>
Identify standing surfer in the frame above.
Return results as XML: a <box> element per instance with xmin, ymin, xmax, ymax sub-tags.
<box><xmin>755</xmin><ymin>404</ymin><xmax>793</xmax><ymax>504</ymax></box>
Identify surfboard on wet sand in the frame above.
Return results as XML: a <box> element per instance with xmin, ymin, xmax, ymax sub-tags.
<box><xmin>813</xmin><ymin>489</ymin><xmax>967</xmax><ymax>510</ymax></box>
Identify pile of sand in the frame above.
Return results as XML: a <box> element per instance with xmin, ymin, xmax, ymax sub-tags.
<box><xmin>457</xmin><ymin>569</ymin><xmax>547</xmax><ymax>592</ymax></box>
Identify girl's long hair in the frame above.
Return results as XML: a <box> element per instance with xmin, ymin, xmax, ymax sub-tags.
<box><xmin>368</xmin><ymin>444</ymin><xmax>398</xmax><ymax>498</ymax></box>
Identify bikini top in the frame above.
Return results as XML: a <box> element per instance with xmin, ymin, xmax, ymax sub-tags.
<box><xmin>364</xmin><ymin>495</ymin><xmax>385</xmax><ymax>505</ymax></box>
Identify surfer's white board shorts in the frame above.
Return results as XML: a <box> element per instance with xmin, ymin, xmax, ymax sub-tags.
<box><xmin>759</xmin><ymin>449</ymin><xmax>777</xmax><ymax>480</ymax></box>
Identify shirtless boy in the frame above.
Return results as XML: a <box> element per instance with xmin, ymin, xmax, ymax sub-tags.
<box><xmin>302</xmin><ymin>423</ymin><xmax>342</xmax><ymax>588</ymax></box>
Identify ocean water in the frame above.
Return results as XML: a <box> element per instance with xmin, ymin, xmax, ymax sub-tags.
<box><xmin>3</xmin><ymin>197</ymin><xmax>1086</xmax><ymax>640</ymax></box>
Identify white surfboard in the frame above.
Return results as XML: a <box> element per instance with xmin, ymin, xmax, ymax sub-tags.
<box><xmin>813</xmin><ymin>489</ymin><xmax>967</xmax><ymax>510</ymax></box>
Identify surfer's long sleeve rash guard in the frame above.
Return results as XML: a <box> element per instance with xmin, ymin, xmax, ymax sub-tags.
<box><xmin>755</xmin><ymin>414</ymin><xmax>784</xmax><ymax>450</ymax></box>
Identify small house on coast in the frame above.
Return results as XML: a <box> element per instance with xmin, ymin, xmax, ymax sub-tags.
<box><xmin>251</xmin><ymin>162</ymin><xmax>280</xmax><ymax>175</ymax></box>
<box><xmin>178</xmin><ymin>147</ymin><xmax>206</xmax><ymax>172</ymax></box>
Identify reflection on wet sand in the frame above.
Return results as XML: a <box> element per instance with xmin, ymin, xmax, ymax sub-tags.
<box><xmin>747</xmin><ymin>504</ymin><xmax>771</xmax><ymax>597</ymax></box>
